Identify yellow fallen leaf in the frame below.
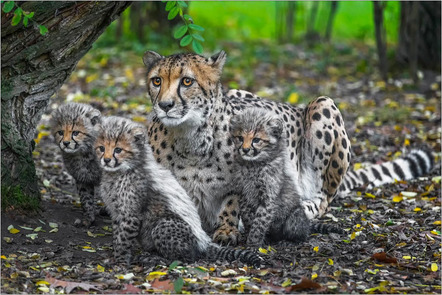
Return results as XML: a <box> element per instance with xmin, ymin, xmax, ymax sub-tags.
<box><xmin>431</xmin><ymin>230</ymin><xmax>440</xmax><ymax>235</ymax></box>
<box><xmin>431</xmin><ymin>263</ymin><xmax>438</xmax><ymax>272</ymax></box>
<box><xmin>86</xmin><ymin>73</ymin><xmax>99</xmax><ymax>84</ymax></box>
<box><xmin>414</xmin><ymin>207</ymin><xmax>422</xmax><ymax>212</ymax></box>
<box><xmin>328</xmin><ymin>258</ymin><xmax>334</xmax><ymax>265</ymax></box>
<box><xmin>287</xmin><ymin>92</ymin><xmax>299</xmax><ymax>104</ymax></box>
<box><xmin>392</xmin><ymin>195</ymin><xmax>403</xmax><ymax>202</ymax></box>
<box><xmin>97</xmin><ymin>264</ymin><xmax>105</xmax><ymax>273</ymax></box>
<box><xmin>258</xmin><ymin>247</ymin><xmax>268</xmax><ymax>254</ymax></box>
<box><xmin>311</xmin><ymin>272</ymin><xmax>318</xmax><ymax>280</ymax></box>
<box><xmin>313</xmin><ymin>246</ymin><xmax>319</xmax><ymax>252</ymax></box>
<box><xmin>281</xmin><ymin>278</ymin><xmax>292</xmax><ymax>287</ymax></box>
<box><xmin>403</xmin><ymin>256</ymin><xmax>411</xmax><ymax>260</ymax></box>
<box><xmin>354</xmin><ymin>163</ymin><xmax>362</xmax><ymax>170</ymax></box>
<box><xmin>37</xmin><ymin>286</ymin><xmax>50</xmax><ymax>293</ymax></box>
<box><xmin>351</xmin><ymin>232</ymin><xmax>356</xmax><ymax>240</ymax></box>
<box><xmin>36</xmin><ymin>280</ymin><xmax>50</xmax><ymax>286</ymax></box>
<box><xmin>132</xmin><ymin>116</ymin><xmax>146</xmax><ymax>123</ymax></box>
<box><xmin>9</xmin><ymin>228</ymin><xmax>20</xmax><ymax>234</ymax></box>
<box><xmin>404</xmin><ymin>139</ymin><xmax>410</xmax><ymax>146</ymax></box>
<box><xmin>365</xmin><ymin>193</ymin><xmax>376</xmax><ymax>199</ymax></box>
<box><xmin>433</xmin><ymin>221</ymin><xmax>441</xmax><ymax>225</ymax></box>
<box><xmin>146</xmin><ymin>271</ymin><xmax>167</xmax><ymax>280</ymax></box>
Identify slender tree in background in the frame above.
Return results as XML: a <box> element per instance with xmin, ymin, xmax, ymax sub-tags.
<box><xmin>1</xmin><ymin>1</ymin><xmax>130</xmax><ymax>206</ymax></box>
<box><xmin>373</xmin><ymin>1</ymin><xmax>388</xmax><ymax>81</ymax></box>
<box><xmin>285</xmin><ymin>1</ymin><xmax>296</xmax><ymax>43</ymax></box>
<box><xmin>396</xmin><ymin>1</ymin><xmax>441</xmax><ymax>82</ymax></box>
<box><xmin>324</xmin><ymin>1</ymin><xmax>338</xmax><ymax>42</ymax></box>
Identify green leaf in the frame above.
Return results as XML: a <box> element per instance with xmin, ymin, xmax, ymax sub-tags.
<box><xmin>173</xmin><ymin>277</ymin><xmax>184</xmax><ymax>293</ymax></box>
<box><xmin>165</xmin><ymin>1</ymin><xmax>176</xmax><ymax>12</ymax></box>
<box><xmin>192</xmin><ymin>40</ymin><xmax>203</xmax><ymax>54</ymax></box>
<box><xmin>11</xmin><ymin>8</ymin><xmax>22</xmax><ymax>26</ymax></box>
<box><xmin>188</xmin><ymin>23</ymin><xmax>204</xmax><ymax>32</ymax></box>
<box><xmin>168</xmin><ymin>260</ymin><xmax>181</xmax><ymax>271</ymax></box>
<box><xmin>192</xmin><ymin>33</ymin><xmax>204</xmax><ymax>42</ymax></box>
<box><xmin>180</xmin><ymin>34</ymin><xmax>192</xmax><ymax>47</ymax></box>
<box><xmin>23</xmin><ymin>11</ymin><xmax>33</xmax><ymax>18</ymax></box>
<box><xmin>168</xmin><ymin>6</ymin><xmax>179</xmax><ymax>20</ymax></box>
<box><xmin>183</xmin><ymin>14</ymin><xmax>192</xmax><ymax>21</ymax></box>
<box><xmin>177</xmin><ymin>1</ymin><xmax>187</xmax><ymax>8</ymax></box>
<box><xmin>173</xmin><ymin>25</ymin><xmax>188</xmax><ymax>39</ymax></box>
<box><xmin>22</xmin><ymin>16</ymin><xmax>28</xmax><ymax>27</ymax></box>
<box><xmin>39</xmin><ymin>25</ymin><xmax>48</xmax><ymax>35</ymax></box>
<box><xmin>2</xmin><ymin>1</ymin><xmax>14</xmax><ymax>13</ymax></box>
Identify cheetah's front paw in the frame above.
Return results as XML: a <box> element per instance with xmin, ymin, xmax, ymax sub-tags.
<box><xmin>213</xmin><ymin>224</ymin><xmax>241</xmax><ymax>246</ymax></box>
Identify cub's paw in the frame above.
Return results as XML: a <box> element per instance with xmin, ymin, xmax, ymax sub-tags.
<box><xmin>213</xmin><ymin>224</ymin><xmax>241</xmax><ymax>246</ymax></box>
<box><xmin>74</xmin><ymin>217</ymin><xmax>95</xmax><ymax>228</ymax></box>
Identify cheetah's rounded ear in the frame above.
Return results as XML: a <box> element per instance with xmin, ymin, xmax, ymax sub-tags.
<box><xmin>268</xmin><ymin>118</ymin><xmax>284</xmax><ymax>139</ymax></box>
<box><xmin>88</xmin><ymin>109</ymin><xmax>102</xmax><ymax>126</ymax></box>
<box><xmin>209</xmin><ymin>50</ymin><xmax>227</xmax><ymax>72</ymax></box>
<box><xmin>132</xmin><ymin>126</ymin><xmax>147</xmax><ymax>143</ymax></box>
<box><xmin>143</xmin><ymin>51</ymin><xmax>163</xmax><ymax>70</ymax></box>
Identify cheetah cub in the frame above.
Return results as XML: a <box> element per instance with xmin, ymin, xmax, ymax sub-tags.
<box><xmin>50</xmin><ymin>103</ymin><xmax>102</xmax><ymax>227</ymax></box>
<box><xmin>95</xmin><ymin>116</ymin><xmax>262</xmax><ymax>266</ymax></box>
<box><xmin>231</xmin><ymin>108</ymin><xmax>343</xmax><ymax>246</ymax></box>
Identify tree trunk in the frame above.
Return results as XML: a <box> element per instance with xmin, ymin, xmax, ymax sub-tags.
<box><xmin>1</xmin><ymin>1</ymin><xmax>130</xmax><ymax>204</ymax></box>
<box><xmin>373</xmin><ymin>1</ymin><xmax>388</xmax><ymax>81</ymax></box>
<box><xmin>285</xmin><ymin>1</ymin><xmax>296</xmax><ymax>43</ymax></box>
<box><xmin>396</xmin><ymin>2</ymin><xmax>441</xmax><ymax>76</ymax></box>
<box><xmin>325</xmin><ymin>1</ymin><xmax>338</xmax><ymax>42</ymax></box>
<box><xmin>306</xmin><ymin>1</ymin><xmax>320</xmax><ymax>44</ymax></box>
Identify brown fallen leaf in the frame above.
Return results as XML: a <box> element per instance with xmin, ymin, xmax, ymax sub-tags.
<box><xmin>151</xmin><ymin>279</ymin><xmax>174</xmax><ymax>291</ymax></box>
<box><xmin>286</xmin><ymin>277</ymin><xmax>322</xmax><ymax>292</ymax></box>
<box><xmin>118</xmin><ymin>284</ymin><xmax>143</xmax><ymax>294</ymax></box>
<box><xmin>46</xmin><ymin>274</ymin><xmax>100</xmax><ymax>294</ymax></box>
<box><xmin>371</xmin><ymin>252</ymin><xmax>398</xmax><ymax>264</ymax></box>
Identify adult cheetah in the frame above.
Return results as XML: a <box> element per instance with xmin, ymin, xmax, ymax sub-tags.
<box><xmin>142</xmin><ymin>50</ymin><xmax>433</xmax><ymax>244</ymax></box>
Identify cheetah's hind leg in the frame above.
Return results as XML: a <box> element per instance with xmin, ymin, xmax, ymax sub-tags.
<box><xmin>151</xmin><ymin>216</ymin><xmax>202</xmax><ymax>262</ymax></box>
<box><xmin>212</xmin><ymin>195</ymin><xmax>241</xmax><ymax>246</ymax></box>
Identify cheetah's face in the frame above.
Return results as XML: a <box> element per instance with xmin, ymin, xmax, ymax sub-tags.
<box><xmin>51</xmin><ymin>104</ymin><xmax>101</xmax><ymax>154</ymax></box>
<box><xmin>231</xmin><ymin>109</ymin><xmax>284</xmax><ymax>163</ymax></box>
<box><xmin>94</xmin><ymin>117</ymin><xmax>146</xmax><ymax>172</ymax></box>
<box><xmin>143</xmin><ymin>51</ymin><xmax>226</xmax><ymax>127</ymax></box>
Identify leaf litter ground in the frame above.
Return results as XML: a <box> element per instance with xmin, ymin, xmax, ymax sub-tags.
<box><xmin>2</xmin><ymin>41</ymin><xmax>441</xmax><ymax>293</ymax></box>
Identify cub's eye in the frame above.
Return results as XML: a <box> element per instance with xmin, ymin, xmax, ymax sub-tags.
<box><xmin>252</xmin><ymin>138</ymin><xmax>261</xmax><ymax>144</ymax></box>
<box><xmin>72</xmin><ymin>131</ymin><xmax>79</xmax><ymax>136</ymax></box>
<box><xmin>151</xmin><ymin>77</ymin><xmax>161</xmax><ymax>87</ymax></box>
<box><xmin>236</xmin><ymin>136</ymin><xmax>244</xmax><ymax>142</ymax></box>
<box><xmin>114</xmin><ymin>147</ymin><xmax>122</xmax><ymax>154</ymax></box>
<box><xmin>181</xmin><ymin>77</ymin><xmax>194</xmax><ymax>87</ymax></box>
<box><xmin>99</xmin><ymin>146</ymin><xmax>105</xmax><ymax>152</ymax></box>
<box><xmin>57</xmin><ymin>130</ymin><xmax>63</xmax><ymax>136</ymax></box>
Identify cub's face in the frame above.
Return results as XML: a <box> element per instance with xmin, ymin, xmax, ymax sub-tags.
<box><xmin>231</xmin><ymin>110</ymin><xmax>284</xmax><ymax>163</ymax></box>
<box><xmin>51</xmin><ymin>103</ymin><xmax>101</xmax><ymax>154</ymax></box>
<box><xmin>94</xmin><ymin>117</ymin><xmax>146</xmax><ymax>172</ymax></box>
<box><xmin>54</xmin><ymin>120</ymin><xmax>90</xmax><ymax>153</ymax></box>
<box><xmin>143</xmin><ymin>51</ymin><xmax>226</xmax><ymax>127</ymax></box>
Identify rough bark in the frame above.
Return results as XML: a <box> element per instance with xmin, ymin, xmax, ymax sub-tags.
<box><xmin>1</xmin><ymin>1</ymin><xmax>131</xmax><ymax>201</ymax></box>
<box><xmin>373</xmin><ymin>1</ymin><xmax>388</xmax><ymax>81</ymax></box>
<box><xmin>396</xmin><ymin>2</ymin><xmax>441</xmax><ymax>75</ymax></box>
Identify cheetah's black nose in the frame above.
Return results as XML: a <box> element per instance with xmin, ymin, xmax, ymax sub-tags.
<box><xmin>158</xmin><ymin>101</ymin><xmax>175</xmax><ymax>112</ymax></box>
<box><xmin>103</xmin><ymin>158</ymin><xmax>111</xmax><ymax>164</ymax></box>
<box><xmin>63</xmin><ymin>141</ymin><xmax>70</xmax><ymax>147</ymax></box>
<box><xmin>242</xmin><ymin>148</ymin><xmax>250</xmax><ymax>153</ymax></box>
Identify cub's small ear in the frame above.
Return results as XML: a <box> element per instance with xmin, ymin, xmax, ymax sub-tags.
<box><xmin>268</xmin><ymin>118</ymin><xmax>284</xmax><ymax>139</ymax></box>
<box><xmin>88</xmin><ymin>109</ymin><xmax>102</xmax><ymax>126</ymax></box>
<box><xmin>132</xmin><ymin>126</ymin><xmax>147</xmax><ymax>143</ymax></box>
<box><xmin>209</xmin><ymin>50</ymin><xmax>227</xmax><ymax>72</ymax></box>
<box><xmin>143</xmin><ymin>51</ymin><xmax>163</xmax><ymax>70</ymax></box>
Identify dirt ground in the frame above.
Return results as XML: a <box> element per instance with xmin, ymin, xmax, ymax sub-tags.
<box><xmin>1</xmin><ymin>42</ymin><xmax>441</xmax><ymax>293</ymax></box>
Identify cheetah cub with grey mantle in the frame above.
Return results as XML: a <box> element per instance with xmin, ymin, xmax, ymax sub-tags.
<box><xmin>51</xmin><ymin>103</ymin><xmax>102</xmax><ymax>227</ymax></box>
<box><xmin>95</xmin><ymin>116</ymin><xmax>262</xmax><ymax>266</ymax></box>
<box><xmin>231</xmin><ymin>108</ymin><xmax>343</xmax><ymax>246</ymax></box>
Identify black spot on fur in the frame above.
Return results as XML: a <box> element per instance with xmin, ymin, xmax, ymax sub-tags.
<box><xmin>316</xmin><ymin>130</ymin><xmax>322</xmax><ymax>139</ymax></box>
<box><xmin>323</xmin><ymin>108</ymin><xmax>331</xmax><ymax>119</ymax></box>
<box><xmin>312</xmin><ymin>112</ymin><xmax>321</xmax><ymax>121</ymax></box>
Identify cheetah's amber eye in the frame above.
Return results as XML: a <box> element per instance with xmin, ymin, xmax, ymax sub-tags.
<box><xmin>151</xmin><ymin>77</ymin><xmax>161</xmax><ymax>87</ymax></box>
<box><xmin>98</xmin><ymin>146</ymin><xmax>105</xmax><ymax>152</ymax></box>
<box><xmin>181</xmin><ymin>77</ymin><xmax>194</xmax><ymax>87</ymax></box>
<box><xmin>252</xmin><ymin>138</ymin><xmax>261</xmax><ymax>144</ymax></box>
<box><xmin>57</xmin><ymin>130</ymin><xmax>63</xmax><ymax>136</ymax></box>
<box><xmin>114</xmin><ymin>147</ymin><xmax>122</xmax><ymax>154</ymax></box>
<box><xmin>72</xmin><ymin>131</ymin><xmax>79</xmax><ymax>136</ymax></box>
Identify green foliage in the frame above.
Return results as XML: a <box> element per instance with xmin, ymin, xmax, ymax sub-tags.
<box><xmin>2</xmin><ymin>1</ymin><xmax>48</xmax><ymax>35</ymax></box>
<box><xmin>163</xmin><ymin>1</ymin><xmax>205</xmax><ymax>54</ymax></box>
<box><xmin>1</xmin><ymin>185</ymin><xmax>40</xmax><ymax>213</ymax></box>
<box><xmin>173</xmin><ymin>277</ymin><xmax>184</xmax><ymax>293</ymax></box>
